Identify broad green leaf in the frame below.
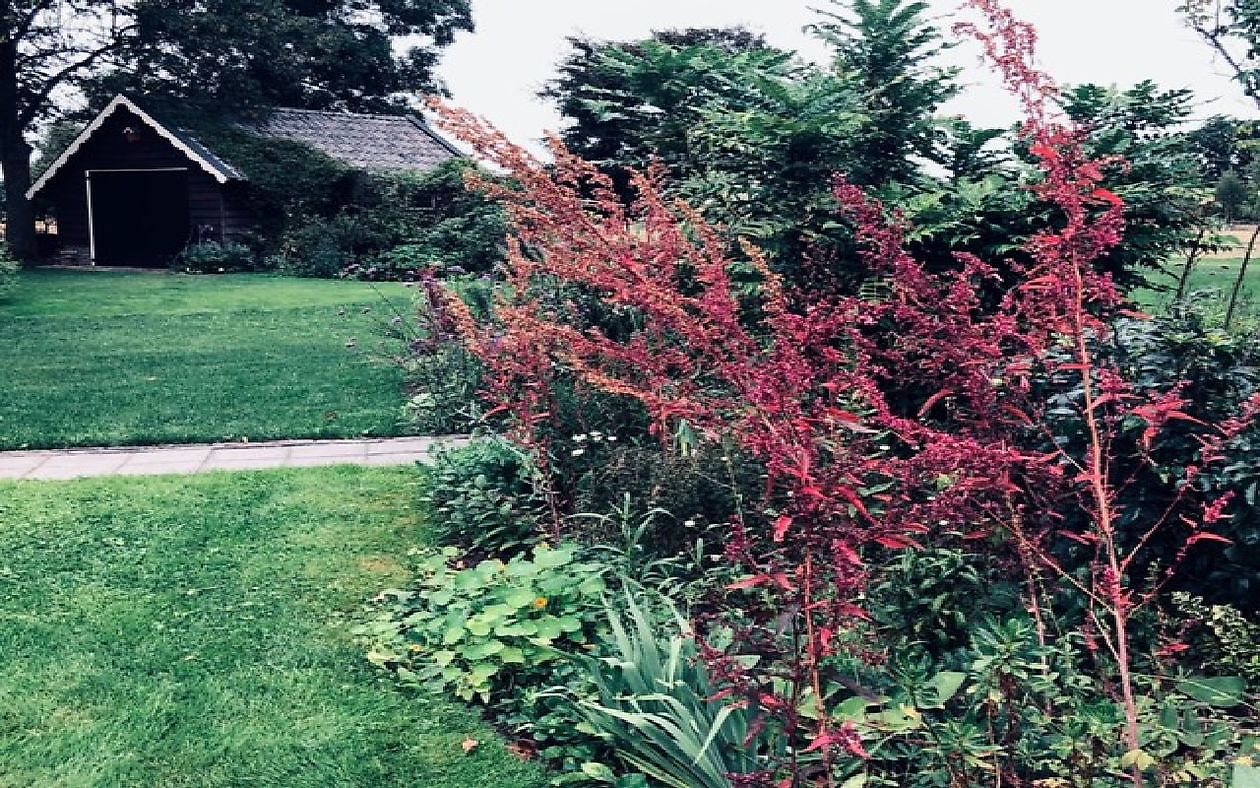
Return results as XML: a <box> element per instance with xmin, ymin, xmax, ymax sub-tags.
<box><xmin>1176</xmin><ymin>676</ymin><xmax>1246</xmax><ymax>707</ymax></box>
<box><xmin>1233</xmin><ymin>764</ymin><xmax>1260</xmax><ymax>788</ymax></box>
<box><xmin>442</xmin><ymin>626</ymin><xmax>464</xmax><ymax>645</ymax></box>
<box><xmin>925</xmin><ymin>671</ymin><xmax>967</xmax><ymax>706</ymax></box>
<box><xmin>506</xmin><ymin>589</ymin><xmax>536</xmax><ymax>608</ymax></box>
<box><xmin>498</xmin><ymin>646</ymin><xmax>526</xmax><ymax>664</ymax></box>
<box><xmin>580</xmin><ymin>762</ymin><xmax>617</xmax><ymax>783</ymax></box>
<box><xmin>834</xmin><ymin>696</ymin><xmax>872</xmax><ymax>721</ymax></box>
<box><xmin>534</xmin><ymin>616</ymin><xmax>565</xmax><ymax>640</ymax></box>
<box><xmin>470</xmin><ymin>662</ymin><xmax>499</xmax><ymax>681</ymax></box>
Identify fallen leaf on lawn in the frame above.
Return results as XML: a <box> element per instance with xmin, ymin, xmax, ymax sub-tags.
<box><xmin>461</xmin><ymin>738</ymin><xmax>480</xmax><ymax>755</ymax></box>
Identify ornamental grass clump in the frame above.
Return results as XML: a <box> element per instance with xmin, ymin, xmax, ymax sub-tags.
<box><xmin>404</xmin><ymin>2</ymin><xmax>1260</xmax><ymax>784</ymax></box>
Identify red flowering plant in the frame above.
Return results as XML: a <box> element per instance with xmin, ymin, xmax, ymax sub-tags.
<box><xmin>417</xmin><ymin>2</ymin><xmax>1259</xmax><ymax>784</ymax></box>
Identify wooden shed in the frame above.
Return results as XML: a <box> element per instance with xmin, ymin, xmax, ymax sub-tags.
<box><xmin>28</xmin><ymin>95</ymin><xmax>460</xmax><ymax>268</ymax></box>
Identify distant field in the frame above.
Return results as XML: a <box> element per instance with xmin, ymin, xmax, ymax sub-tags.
<box><xmin>1133</xmin><ymin>256</ymin><xmax>1260</xmax><ymax>319</ymax></box>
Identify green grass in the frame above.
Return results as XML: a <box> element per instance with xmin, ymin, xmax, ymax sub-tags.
<box><xmin>0</xmin><ymin>270</ymin><xmax>416</xmax><ymax>450</ymax></box>
<box><xmin>1133</xmin><ymin>257</ymin><xmax>1260</xmax><ymax>318</ymax></box>
<box><xmin>0</xmin><ymin>466</ymin><xmax>544</xmax><ymax>788</ymax></box>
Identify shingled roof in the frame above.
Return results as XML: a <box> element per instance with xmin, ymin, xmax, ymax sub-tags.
<box><xmin>27</xmin><ymin>97</ymin><xmax>463</xmax><ymax>201</ymax></box>
<box><xmin>245</xmin><ymin>108</ymin><xmax>461</xmax><ymax>174</ymax></box>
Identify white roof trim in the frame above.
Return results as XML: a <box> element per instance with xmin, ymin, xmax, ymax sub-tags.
<box><xmin>27</xmin><ymin>95</ymin><xmax>232</xmax><ymax>199</ymax></box>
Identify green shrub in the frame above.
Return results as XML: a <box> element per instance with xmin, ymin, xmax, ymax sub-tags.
<box><xmin>422</xmin><ymin>440</ymin><xmax>543</xmax><ymax>558</ymax></box>
<box><xmin>0</xmin><ymin>244</ymin><xmax>18</xmax><ymax>299</ymax></box>
<box><xmin>395</xmin><ymin>279</ymin><xmax>489</xmax><ymax>435</ymax></box>
<box><xmin>361</xmin><ymin>544</ymin><xmax>608</xmax><ymax>704</ymax></box>
<box><xmin>275</xmin><ymin>160</ymin><xmax>506</xmax><ymax>280</ymax></box>
<box><xmin>372</xmin><ymin>160</ymin><xmax>506</xmax><ymax>275</ymax></box>
<box><xmin>1039</xmin><ymin>304</ymin><xmax>1260</xmax><ymax>611</ymax></box>
<box><xmin>197</xmin><ymin>125</ymin><xmax>356</xmax><ymax>246</ymax></box>
<box><xmin>176</xmin><ymin>241</ymin><xmax>256</xmax><ymax>273</ymax></box>
<box><xmin>277</xmin><ymin>213</ymin><xmax>394</xmax><ymax>277</ymax></box>
<box><xmin>821</xmin><ymin>615</ymin><xmax>1259</xmax><ymax>786</ymax></box>
<box><xmin>867</xmin><ymin>548</ymin><xmax>1021</xmax><ymax>654</ymax></box>
<box><xmin>1172</xmin><ymin>592</ymin><xmax>1260</xmax><ymax>685</ymax></box>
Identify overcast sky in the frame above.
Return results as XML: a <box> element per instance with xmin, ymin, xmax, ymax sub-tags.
<box><xmin>436</xmin><ymin>0</ymin><xmax>1259</xmax><ymax>152</ymax></box>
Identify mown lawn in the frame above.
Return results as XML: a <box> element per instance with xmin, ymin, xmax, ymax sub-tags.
<box><xmin>0</xmin><ymin>270</ymin><xmax>414</xmax><ymax>450</ymax></box>
<box><xmin>0</xmin><ymin>466</ymin><xmax>544</xmax><ymax>788</ymax></box>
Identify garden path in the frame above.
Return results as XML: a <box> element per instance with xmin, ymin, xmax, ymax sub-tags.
<box><xmin>0</xmin><ymin>435</ymin><xmax>466</xmax><ymax>480</ymax></box>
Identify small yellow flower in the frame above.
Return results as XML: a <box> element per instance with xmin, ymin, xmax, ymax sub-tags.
<box><xmin>533</xmin><ymin>597</ymin><xmax>549</xmax><ymax>610</ymax></box>
<box><xmin>409</xmin><ymin>644</ymin><xmax>423</xmax><ymax>653</ymax></box>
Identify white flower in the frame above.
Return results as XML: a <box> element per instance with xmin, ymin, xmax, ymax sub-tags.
<box><xmin>684</xmin><ymin>519</ymin><xmax>697</xmax><ymax>527</ymax></box>
<box><xmin>571</xmin><ymin>448</ymin><xmax>585</xmax><ymax>457</ymax></box>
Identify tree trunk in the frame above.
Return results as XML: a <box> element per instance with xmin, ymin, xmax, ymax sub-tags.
<box><xmin>0</xmin><ymin>20</ymin><xmax>34</xmax><ymax>262</ymax></box>
<box><xmin>3</xmin><ymin>138</ymin><xmax>35</xmax><ymax>260</ymax></box>
<box><xmin>1225</xmin><ymin>223</ymin><xmax>1260</xmax><ymax>328</ymax></box>
<box><xmin>1176</xmin><ymin>228</ymin><xmax>1206</xmax><ymax>302</ymax></box>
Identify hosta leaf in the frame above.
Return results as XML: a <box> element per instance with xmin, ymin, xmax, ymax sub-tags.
<box><xmin>506</xmin><ymin>589</ymin><xmax>536</xmax><ymax>608</ymax></box>
<box><xmin>1233</xmin><ymin>764</ymin><xmax>1260</xmax><ymax>788</ymax></box>
<box><xmin>534</xmin><ymin>616</ymin><xmax>565</xmax><ymax>640</ymax></box>
<box><xmin>470</xmin><ymin>661</ymin><xmax>499</xmax><ymax>680</ymax></box>
<box><xmin>498</xmin><ymin>646</ymin><xmax>526</xmax><ymax>664</ymax></box>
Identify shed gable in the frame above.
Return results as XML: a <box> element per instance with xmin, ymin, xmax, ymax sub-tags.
<box><xmin>27</xmin><ymin>96</ymin><xmax>242</xmax><ymax>201</ymax></box>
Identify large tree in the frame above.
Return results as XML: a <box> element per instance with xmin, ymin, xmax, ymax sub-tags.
<box><xmin>539</xmin><ymin>3</ymin><xmax>961</xmax><ymax>275</ymax></box>
<box><xmin>93</xmin><ymin>0</ymin><xmax>473</xmax><ymax>116</ymax></box>
<box><xmin>1183</xmin><ymin>0</ymin><xmax>1260</xmax><ymax>110</ymax></box>
<box><xmin>1185</xmin><ymin>114</ymin><xmax>1259</xmax><ymax>183</ymax></box>
<box><xmin>0</xmin><ymin>1</ymin><xmax>138</xmax><ymax>259</ymax></box>
<box><xmin>539</xmin><ymin>27</ymin><xmax>794</xmax><ymax>183</ymax></box>
<box><xmin>808</xmin><ymin>0</ymin><xmax>958</xmax><ymax>186</ymax></box>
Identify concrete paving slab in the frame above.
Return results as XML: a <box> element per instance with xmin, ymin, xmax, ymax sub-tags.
<box><xmin>0</xmin><ymin>435</ymin><xmax>469</xmax><ymax>480</ymax></box>
<box><xmin>119</xmin><ymin>448</ymin><xmax>212</xmax><ymax>465</ymax></box>
<box><xmin>361</xmin><ymin>453</ymin><xmax>426</xmax><ymax>466</ymax></box>
<box><xmin>286</xmin><ymin>455</ymin><xmax>365</xmax><ymax>468</ymax></box>
<box><xmin>114</xmin><ymin>461</ymin><xmax>209</xmax><ymax>477</ymax></box>
<box><xmin>0</xmin><ymin>456</ymin><xmax>43</xmax><ymax>472</ymax></box>
<box><xmin>288</xmin><ymin>442</ymin><xmax>368</xmax><ymax>459</ymax></box>
<box><xmin>27</xmin><ymin>459</ymin><xmax>130</xmax><ymax>480</ymax></box>
<box><xmin>202</xmin><ymin>457</ymin><xmax>290</xmax><ymax>471</ymax></box>
<box><xmin>365</xmin><ymin>438</ymin><xmax>438</xmax><ymax>455</ymax></box>
<box><xmin>207</xmin><ymin>446</ymin><xmax>291</xmax><ymax>461</ymax></box>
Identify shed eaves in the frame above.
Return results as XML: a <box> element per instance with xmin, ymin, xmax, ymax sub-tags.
<box><xmin>245</xmin><ymin>108</ymin><xmax>459</xmax><ymax>174</ymax></box>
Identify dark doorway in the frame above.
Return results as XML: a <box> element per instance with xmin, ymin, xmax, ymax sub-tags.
<box><xmin>90</xmin><ymin>170</ymin><xmax>190</xmax><ymax>267</ymax></box>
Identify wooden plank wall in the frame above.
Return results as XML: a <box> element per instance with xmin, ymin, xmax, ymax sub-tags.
<box><xmin>39</xmin><ymin>107</ymin><xmax>249</xmax><ymax>253</ymax></box>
